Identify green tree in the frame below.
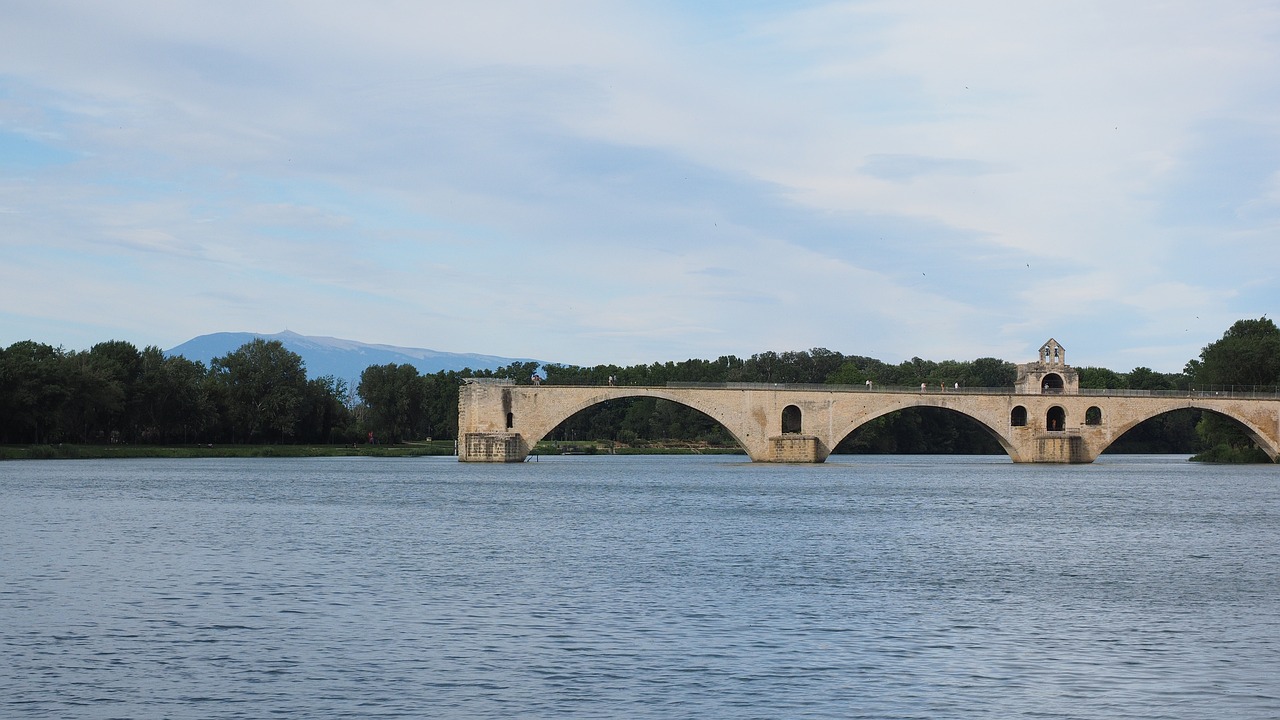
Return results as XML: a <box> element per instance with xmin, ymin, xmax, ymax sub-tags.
<box><xmin>0</xmin><ymin>341</ymin><xmax>71</xmax><ymax>443</ymax></box>
<box><xmin>826</xmin><ymin>361</ymin><xmax>867</xmax><ymax>386</ymax></box>
<box><xmin>210</xmin><ymin>339</ymin><xmax>308</xmax><ymax>443</ymax></box>
<box><xmin>961</xmin><ymin>358</ymin><xmax>1017</xmax><ymax>388</ymax></box>
<box><xmin>1078</xmin><ymin>367</ymin><xmax>1126</xmax><ymax>389</ymax></box>
<box><xmin>1188</xmin><ymin>317</ymin><xmax>1280</xmax><ymax>389</ymax></box>
<box><xmin>358</xmin><ymin>363</ymin><xmax>426</xmax><ymax>443</ymax></box>
<box><xmin>1125</xmin><ymin>366</ymin><xmax>1175</xmax><ymax>391</ymax></box>
<box><xmin>134</xmin><ymin>349</ymin><xmax>214</xmax><ymax>443</ymax></box>
<box><xmin>297</xmin><ymin>375</ymin><xmax>352</xmax><ymax>443</ymax></box>
<box><xmin>1188</xmin><ymin>318</ymin><xmax>1280</xmax><ymax>462</ymax></box>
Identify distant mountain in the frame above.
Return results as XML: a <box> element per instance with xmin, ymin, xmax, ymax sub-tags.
<box><xmin>166</xmin><ymin>331</ymin><xmax>541</xmax><ymax>381</ymax></box>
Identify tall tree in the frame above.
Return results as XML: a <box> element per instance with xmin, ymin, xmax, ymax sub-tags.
<box><xmin>0</xmin><ymin>341</ymin><xmax>71</xmax><ymax>443</ymax></box>
<box><xmin>1187</xmin><ymin>317</ymin><xmax>1280</xmax><ymax>389</ymax></box>
<box><xmin>358</xmin><ymin>363</ymin><xmax>426</xmax><ymax>443</ymax></box>
<box><xmin>1187</xmin><ymin>318</ymin><xmax>1280</xmax><ymax>461</ymax></box>
<box><xmin>210</xmin><ymin>339</ymin><xmax>308</xmax><ymax>443</ymax></box>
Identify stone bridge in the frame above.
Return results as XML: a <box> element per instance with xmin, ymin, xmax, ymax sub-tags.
<box><xmin>457</xmin><ymin>339</ymin><xmax>1280</xmax><ymax>463</ymax></box>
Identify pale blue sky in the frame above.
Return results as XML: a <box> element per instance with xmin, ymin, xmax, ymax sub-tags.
<box><xmin>2</xmin><ymin>1</ymin><xmax>1277</xmax><ymax>372</ymax></box>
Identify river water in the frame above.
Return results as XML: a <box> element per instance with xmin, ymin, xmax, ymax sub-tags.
<box><xmin>2</xmin><ymin>454</ymin><xmax>1277</xmax><ymax>718</ymax></box>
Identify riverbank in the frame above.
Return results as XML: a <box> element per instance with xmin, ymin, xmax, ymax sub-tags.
<box><xmin>0</xmin><ymin>440</ymin><xmax>747</xmax><ymax>460</ymax></box>
<box><xmin>0</xmin><ymin>441</ymin><xmax>457</xmax><ymax>460</ymax></box>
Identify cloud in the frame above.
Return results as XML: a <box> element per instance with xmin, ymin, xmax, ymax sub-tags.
<box><xmin>0</xmin><ymin>1</ymin><xmax>1278</xmax><ymax>373</ymax></box>
<box><xmin>861</xmin><ymin>154</ymin><xmax>998</xmax><ymax>182</ymax></box>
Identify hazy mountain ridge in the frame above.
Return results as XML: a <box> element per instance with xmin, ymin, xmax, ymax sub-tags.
<box><xmin>166</xmin><ymin>330</ymin><xmax>541</xmax><ymax>381</ymax></box>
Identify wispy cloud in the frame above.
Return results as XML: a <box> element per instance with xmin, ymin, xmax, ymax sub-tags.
<box><xmin>1</xmin><ymin>1</ymin><xmax>1277</xmax><ymax>371</ymax></box>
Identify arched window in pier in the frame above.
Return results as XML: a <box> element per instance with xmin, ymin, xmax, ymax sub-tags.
<box><xmin>1085</xmin><ymin>406</ymin><xmax>1102</xmax><ymax>426</ymax></box>
<box><xmin>782</xmin><ymin>405</ymin><xmax>803</xmax><ymax>434</ymax></box>
<box><xmin>1011</xmin><ymin>406</ymin><xmax>1027</xmax><ymax>427</ymax></box>
<box><xmin>1041</xmin><ymin>373</ymin><xmax>1064</xmax><ymax>394</ymax></box>
<box><xmin>1046</xmin><ymin>406</ymin><xmax>1066</xmax><ymax>431</ymax></box>
<box><xmin>506</xmin><ymin>412</ymin><xmax>514</xmax><ymax>430</ymax></box>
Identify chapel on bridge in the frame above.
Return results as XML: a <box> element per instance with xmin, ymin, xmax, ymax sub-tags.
<box><xmin>1015</xmin><ymin>338</ymin><xmax>1079</xmax><ymax>394</ymax></box>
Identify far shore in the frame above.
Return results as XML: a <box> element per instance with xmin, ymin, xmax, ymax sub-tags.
<box><xmin>0</xmin><ymin>440</ymin><xmax>746</xmax><ymax>461</ymax></box>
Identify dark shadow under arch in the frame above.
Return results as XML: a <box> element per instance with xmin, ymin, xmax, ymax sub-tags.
<box><xmin>834</xmin><ymin>406</ymin><xmax>1007</xmax><ymax>456</ymax></box>
<box><xmin>543</xmin><ymin>395</ymin><xmax>742</xmax><ymax>451</ymax></box>
<box><xmin>1100</xmin><ymin>407</ymin><xmax>1199</xmax><ymax>454</ymax></box>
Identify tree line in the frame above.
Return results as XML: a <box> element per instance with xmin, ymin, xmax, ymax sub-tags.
<box><xmin>2</xmin><ymin>318</ymin><xmax>1277</xmax><ymax>456</ymax></box>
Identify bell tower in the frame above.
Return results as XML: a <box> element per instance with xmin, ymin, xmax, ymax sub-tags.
<box><xmin>1015</xmin><ymin>338</ymin><xmax>1079</xmax><ymax>394</ymax></box>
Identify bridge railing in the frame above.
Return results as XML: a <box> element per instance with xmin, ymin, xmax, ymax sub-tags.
<box><xmin>665</xmin><ymin>382</ymin><xmax>1011</xmax><ymax>394</ymax></box>
<box><xmin>505</xmin><ymin>381</ymin><xmax>1280</xmax><ymax>399</ymax></box>
<box><xmin>658</xmin><ymin>382</ymin><xmax>1280</xmax><ymax>399</ymax></box>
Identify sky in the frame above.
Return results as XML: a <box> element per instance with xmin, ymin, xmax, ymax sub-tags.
<box><xmin>2</xmin><ymin>1</ymin><xmax>1278</xmax><ymax>373</ymax></box>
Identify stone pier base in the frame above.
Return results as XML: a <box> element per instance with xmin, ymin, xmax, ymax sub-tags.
<box><xmin>1034</xmin><ymin>434</ymin><xmax>1088</xmax><ymax>463</ymax></box>
<box><xmin>763</xmin><ymin>435</ymin><xmax>827</xmax><ymax>463</ymax></box>
<box><xmin>461</xmin><ymin>432</ymin><xmax>526</xmax><ymax>462</ymax></box>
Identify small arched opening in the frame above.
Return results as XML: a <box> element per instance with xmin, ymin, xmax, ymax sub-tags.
<box><xmin>1085</xmin><ymin>406</ymin><xmax>1102</xmax><ymax>426</ymax></box>
<box><xmin>782</xmin><ymin>404</ymin><xmax>803</xmax><ymax>434</ymax></box>
<box><xmin>1046</xmin><ymin>406</ymin><xmax>1066</xmax><ymax>431</ymax></box>
<box><xmin>1011</xmin><ymin>406</ymin><xmax>1028</xmax><ymax>427</ymax></box>
<box><xmin>1041</xmin><ymin>373</ymin><xmax>1064</xmax><ymax>394</ymax></box>
<box><xmin>505</xmin><ymin>412</ymin><xmax>514</xmax><ymax>430</ymax></box>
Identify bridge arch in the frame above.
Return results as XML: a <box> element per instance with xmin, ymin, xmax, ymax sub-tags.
<box><xmin>830</xmin><ymin>399</ymin><xmax>1019</xmax><ymax>460</ymax></box>
<box><xmin>518</xmin><ymin>389</ymin><xmax>753</xmax><ymax>454</ymax></box>
<box><xmin>1097</xmin><ymin>403</ymin><xmax>1280</xmax><ymax>461</ymax></box>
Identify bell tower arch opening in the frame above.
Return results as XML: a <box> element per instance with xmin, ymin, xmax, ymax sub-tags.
<box><xmin>1041</xmin><ymin>373</ymin><xmax>1065</xmax><ymax>394</ymax></box>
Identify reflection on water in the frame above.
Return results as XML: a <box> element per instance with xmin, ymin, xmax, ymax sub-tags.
<box><xmin>2</xmin><ymin>455</ymin><xmax>1278</xmax><ymax>718</ymax></box>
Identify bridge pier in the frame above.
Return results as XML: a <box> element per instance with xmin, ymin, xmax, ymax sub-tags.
<box><xmin>763</xmin><ymin>435</ymin><xmax>829</xmax><ymax>463</ymax></box>
<box><xmin>461</xmin><ymin>432</ymin><xmax>527</xmax><ymax>462</ymax></box>
<box><xmin>1029</xmin><ymin>433</ymin><xmax>1091</xmax><ymax>463</ymax></box>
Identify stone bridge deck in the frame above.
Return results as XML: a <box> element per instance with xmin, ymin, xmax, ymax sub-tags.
<box><xmin>458</xmin><ymin>382</ymin><xmax>1280</xmax><ymax>464</ymax></box>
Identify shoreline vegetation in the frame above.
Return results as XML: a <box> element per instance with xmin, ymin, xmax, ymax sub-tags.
<box><xmin>0</xmin><ymin>440</ymin><xmax>749</xmax><ymax>461</ymax></box>
<box><xmin>3</xmin><ymin>318</ymin><xmax>1278</xmax><ymax>463</ymax></box>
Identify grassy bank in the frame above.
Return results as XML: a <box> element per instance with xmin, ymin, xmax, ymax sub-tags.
<box><xmin>0</xmin><ymin>441</ymin><xmax>458</xmax><ymax>461</ymax></box>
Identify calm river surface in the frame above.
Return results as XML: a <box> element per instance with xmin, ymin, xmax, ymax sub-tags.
<box><xmin>2</xmin><ymin>454</ymin><xmax>1278</xmax><ymax>718</ymax></box>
